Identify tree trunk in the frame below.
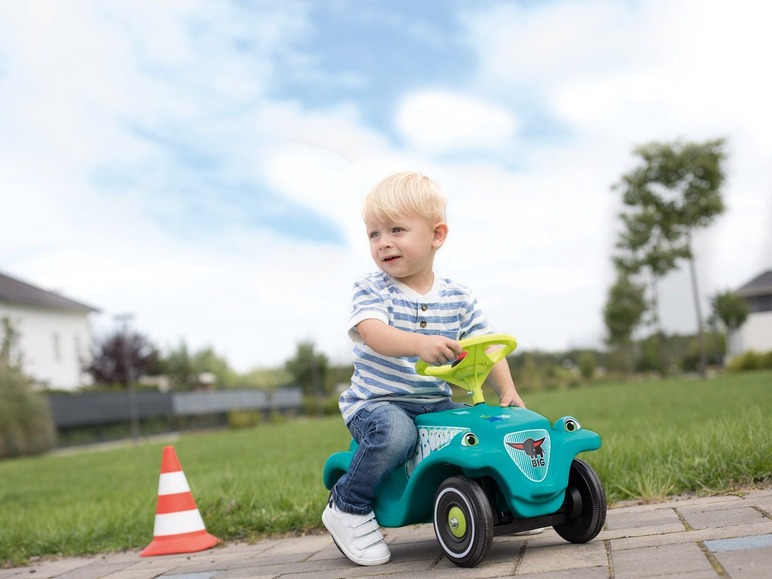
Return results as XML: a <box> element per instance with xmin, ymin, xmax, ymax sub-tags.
<box><xmin>649</xmin><ymin>275</ymin><xmax>668</xmax><ymax>376</ymax></box>
<box><xmin>686</xmin><ymin>235</ymin><xmax>707</xmax><ymax>378</ymax></box>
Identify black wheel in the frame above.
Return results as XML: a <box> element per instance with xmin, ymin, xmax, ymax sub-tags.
<box><xmin>554</xmin><ymin>458</ymin><xmax>606</xmax><ymax>543</ymax></box>
<box><xmin>433</xmin><ymin>476</ymin><xmax>493</xmax><ymax>567</ymax></box>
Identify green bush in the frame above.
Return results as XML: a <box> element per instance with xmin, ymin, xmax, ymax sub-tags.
<box><xmin>303</xmin><ymin>394</ymin><xmax>341</xmax><ymax>416</ymax></box>
<box><xmin>227</xmin><ymin>410</ymin><xmax>263</xmax><ymax>429</ymax></box>
<box><xmin>546</xmin><ymin>364</ymin><xmax>579</xmax><ymax>390</ymax></box>
<box><xmin>0</xmin><ymin>317</ymin><xmax>56</xmax><ymax>458</ymax></box>
<box><xmin>728</xmin><ymin>351</ymin><xmax>764</xmax><ymax>372</ymax></box>
<box><xmin>578</xmin><ymin>352</ymin><xmax>597</xmax><ymax>381</ymax></box>
<box><xmin>0</xmin><ymin>361</ymin><xmax>56</xmax><ymax>458</ymax></box>
<box><xmin>225</xmin><ymin>410</ymin><xmax>290</xmax><ymax>429</ymax></box>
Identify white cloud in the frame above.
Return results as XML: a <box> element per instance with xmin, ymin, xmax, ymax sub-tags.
<box><xmin>464</xmin><ymin>0</ymin><xmax>648</xmax><ymax>91</ymax></box>
<box><xmin>396</xmin><ymin>90</ymin><xmax>518</xmax><ymax>153</ymax></box>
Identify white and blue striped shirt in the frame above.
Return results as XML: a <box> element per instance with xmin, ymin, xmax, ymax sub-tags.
<box><xmin>339</xmin><ymin>271</ymin><xmax>492</xmax><ymax>423</ymax></box>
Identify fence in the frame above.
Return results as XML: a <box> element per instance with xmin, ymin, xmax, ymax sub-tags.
<box><xmin>47</xmin><ymin>388</ymin><xmax>303</xmax><ymax>431</ymax></box>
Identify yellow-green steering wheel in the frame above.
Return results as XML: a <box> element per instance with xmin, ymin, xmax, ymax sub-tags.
<box><xmin>415</xmin><ymin>333</ymin><xmax>518</xmax><ymax>405</ymax></box>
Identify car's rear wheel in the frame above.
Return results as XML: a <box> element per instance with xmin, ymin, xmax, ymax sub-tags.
<box><xmin>433</xmin><ymin>476</ymin><xmax>493</xmax><ymax>567</ymax></box>
<box><xmin>553</xmin><ymin>458</ymin><xmax>606</xmax><ymax>543</ymax></box>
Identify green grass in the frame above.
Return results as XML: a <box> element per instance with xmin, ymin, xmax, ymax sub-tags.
<box><xmin>522</xmin><ymin>372</ymin><xmax>771</xmax><ymax>502</ymax></box>
<box><xmin>1</xmin><ymin>371</ymin><xmax>770</xmax><ymax>567</ymax></box>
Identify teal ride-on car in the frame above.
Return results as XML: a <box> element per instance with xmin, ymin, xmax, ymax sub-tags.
<box><xmin>323</xmin><ymin>334</ymin><xmax>606</xmax><ymax>567</ymax></box>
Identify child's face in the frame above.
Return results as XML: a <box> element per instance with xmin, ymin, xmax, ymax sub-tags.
<box><xmin>365</xmin><ymin>213</ymin><xmax>447</xmax><ymax>290</ymax></box>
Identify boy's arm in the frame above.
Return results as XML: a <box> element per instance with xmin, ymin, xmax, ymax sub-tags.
<box><xmin>357</xmin><ymin>319</ymin><xmax>463</xmax><ymax>366</ymax></box>
<box><xmin>487</xmin><ymin>359</ymin><xmax>526</xmax><ymax>408</ymax></box>
<box><xmin>357</xmin><ymin>319</ymin><xmax>524</xmax><ymax>406</ymax></box>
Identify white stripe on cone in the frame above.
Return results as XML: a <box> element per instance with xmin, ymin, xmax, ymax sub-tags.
<box><xmin>153</xmin><ymin>509</ymin><xmax>207</xmax><ymax>536</ymax></box>
<box><xmin>157</xmin><ymin>471</ymin><xmax>191</xmax><ymax>495</ymax></box>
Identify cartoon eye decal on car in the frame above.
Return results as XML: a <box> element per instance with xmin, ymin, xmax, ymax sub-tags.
<box><xmin>462</xmin><ymin>432</ymin><xmax>479</xmax><ymax>446</ymax></box>
<box><xmin>563</xmin><ymin>418</ymin><xmax>581</xmax><ymax>432</ymax></box>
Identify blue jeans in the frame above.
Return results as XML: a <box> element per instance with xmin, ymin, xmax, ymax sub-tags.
<box><xmin>331</xmin><ymin>399</ymin><xmax>461</xmax><ymax>515</ymax></box>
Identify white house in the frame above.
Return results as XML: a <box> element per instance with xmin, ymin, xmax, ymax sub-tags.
<box><xmin>734</xmin><ymin>270</ymin><xmax>772</xmax><ymax>355</ymax></box>
<box><xmin>0</xmin><ymin>271</ymin><xmax>99</xmax><ymax>390</ymax></box>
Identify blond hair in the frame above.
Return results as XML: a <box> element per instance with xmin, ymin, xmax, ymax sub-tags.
<box><xmin>363</xmin><ymin>171</ymin><xmax>447</xmax><ymax>224</ymax></box>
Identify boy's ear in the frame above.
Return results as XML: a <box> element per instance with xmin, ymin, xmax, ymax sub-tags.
<box><xmin>432</xmin><ymin>222</ymin><xmax>449</xmax><ymax>248</ymax></box>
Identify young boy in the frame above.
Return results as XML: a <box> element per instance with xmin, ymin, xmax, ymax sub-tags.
<box><xmin>322</xmin><ymin>171</ymin><xmax>526</xmax><ymax>566</ymax></box>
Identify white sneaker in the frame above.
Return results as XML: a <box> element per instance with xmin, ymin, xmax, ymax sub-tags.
<box><xmin>322</xmin><ymin>501</ymin><xmax>391</xmax><ymax>566</ymax></box>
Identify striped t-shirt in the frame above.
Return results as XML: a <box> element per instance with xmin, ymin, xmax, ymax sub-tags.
<box><xmin>339</xmin><ymin>271</ymin><xmax>492</xmax><ymax>423</ymax></box>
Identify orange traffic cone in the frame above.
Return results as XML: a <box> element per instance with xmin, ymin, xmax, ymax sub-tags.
<box><xmin>140</xmin><ymin>445</ymin><xmax>220</xmax><ymax>557</ymax></box>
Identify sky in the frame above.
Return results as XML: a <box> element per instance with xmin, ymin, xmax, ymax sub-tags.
<box><xmin>1</xmin><ymin>0</ymin><xmax>770</xmax><ymax>373</ymax></box>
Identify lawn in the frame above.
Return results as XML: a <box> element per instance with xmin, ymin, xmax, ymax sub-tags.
<box><xmin>1</xmin><ymin>371</ymin><xmax>770</xmax><ymax>567</ymax></box>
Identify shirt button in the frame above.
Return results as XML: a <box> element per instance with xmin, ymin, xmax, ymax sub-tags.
<box><xmin>420</xmin><ymin>304</ymin><xmax>427</xmax><ymax>311</ymax></box>
<box><xmin>419</xmin><ymin>321</ymin><xmax>427</xmax><ymax>328</ymax></box>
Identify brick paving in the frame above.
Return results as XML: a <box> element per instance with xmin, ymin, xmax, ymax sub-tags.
<box><xmin>2</xmin><ymin>489</ymin><xmax>771</xmax><ymax>578</ymax></box>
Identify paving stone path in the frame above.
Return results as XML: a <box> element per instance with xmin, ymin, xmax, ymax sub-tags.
<box><xmin>2</xmin><ymin>488</ymin><xmax>770</xmax><ymax>578</ymax></box>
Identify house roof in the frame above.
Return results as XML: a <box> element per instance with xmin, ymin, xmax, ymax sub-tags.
<box><xmin>736</xmin><ymin>270</ymin><xmax>772</xmax><ymax>298</ymax></box>
<box><xmin>0</xmin><ymin>271</ymin><xmax>100</xmax><ymax>313</ymax></box>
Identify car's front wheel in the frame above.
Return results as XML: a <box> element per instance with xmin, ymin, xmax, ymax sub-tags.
<box><xmin>553</xmin><ymin>458</ymin><xmax>606</xmax><ymax>543</ymax></box>
<box><xmin>433</xmin><ymin>476</ymin><xmax>493</xmax><ymax>567</ymax></box>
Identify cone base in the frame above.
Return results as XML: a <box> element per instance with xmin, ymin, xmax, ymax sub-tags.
<box><xmin>140</xmin><ymin>530</ymin><xmax>220</xmax><ymax>557</ymax></box>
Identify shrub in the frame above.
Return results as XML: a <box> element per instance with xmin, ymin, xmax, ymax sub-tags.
<box><xmin>0</xmin><ymin>360</ymin><xmax>56</xmax><ymax>458</ymax></box>
<box><xmin>579</xmin><ymin>352</ymin><xmax>597</xmax><ymax>381</ymax></box>
<box><xmin>727</xmin><ymin>351</ymin><xmax>764</xmax><ymax>372</ymax></box>
<box><xmin>227</xmin><ymin>410</ymin><xmax>263</xmax><ymax>429</ymax></box>
<box><xmin>1</xmin><ymin>318</ymin><xmax>56</xmax><ymax>458</ymax></box>
<box><xmin>303</xmin><ymin>394</ymin><xmax>341</xmax><ymax>416</ymax></box>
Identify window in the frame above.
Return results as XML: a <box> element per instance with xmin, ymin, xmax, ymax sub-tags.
<box><xmin>747</xmin><ymin>294</ymin><xmax>772</xmax><ymax>313</ymax></box>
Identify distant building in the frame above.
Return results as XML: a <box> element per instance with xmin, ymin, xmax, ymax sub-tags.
<box><xmin>733</xmin><ymin>270</ymin><xmax>772</xmax><ymax>355</ymax></box>
<box><xmin>0</xmin><ymin>271</ymin><xmax>99</xmax><ymax>389</ymax></box>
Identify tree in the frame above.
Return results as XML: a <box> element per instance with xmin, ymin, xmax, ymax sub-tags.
<box><xmin>603</xmin><ymin>274</ymin><xmax>647</xmax><ymax>375</ymax></box>
<box><xmin>160</xmin><ymin>341</ymin><xmax>238</xmax><ymax>390</ymax></box>
<box><xmin>191</xmin><ymin>347</ymin><xmax>237</xmax><ymax>388</ymax></box>
<box><xmin>709</xmin><ymin>290</ymin><xmax>749</xmax><ymax>361</ymax></box>
<box><xmin>614</xmin><ymin>175</ymin><xmax>689</xmax><ymax>375</ymax></box>
<box><xmin>578</xmin><ymin>352</ymin><xmax>597</xmax><ymax>381</ymax></box>
<box><xmin>0</xmin><ymin>317</ymin><xmax>22</xmax><ymax>371</ymax></box>
<box><xmin>160</xmin><ymin>340</ymin><xmax>196</xmax><ymax>390</ymax></box>
<box><xmin>613</xmin><ymin>138</ymin><xmax>727</xmax><ymax>376</ymax></box>
<box><xmin>84</xmin><ymin>329</ymin><xmax>160</xmax><ymax>386</ymax></box>
<box><xmin>285</xmin><ymin>340</ymin><xmax>329</xmax><ymax>398</ymax></box>
<box><xmin>240</xmin><ymin>366</ymin><xmax>294</xmax><ymax>389</ymax></box>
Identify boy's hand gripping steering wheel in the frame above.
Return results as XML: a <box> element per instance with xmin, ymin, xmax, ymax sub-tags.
<box><xmin>415</xmin><ymin>333</ymin><xmax>517</xmax><ymax>406</ymax></box>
